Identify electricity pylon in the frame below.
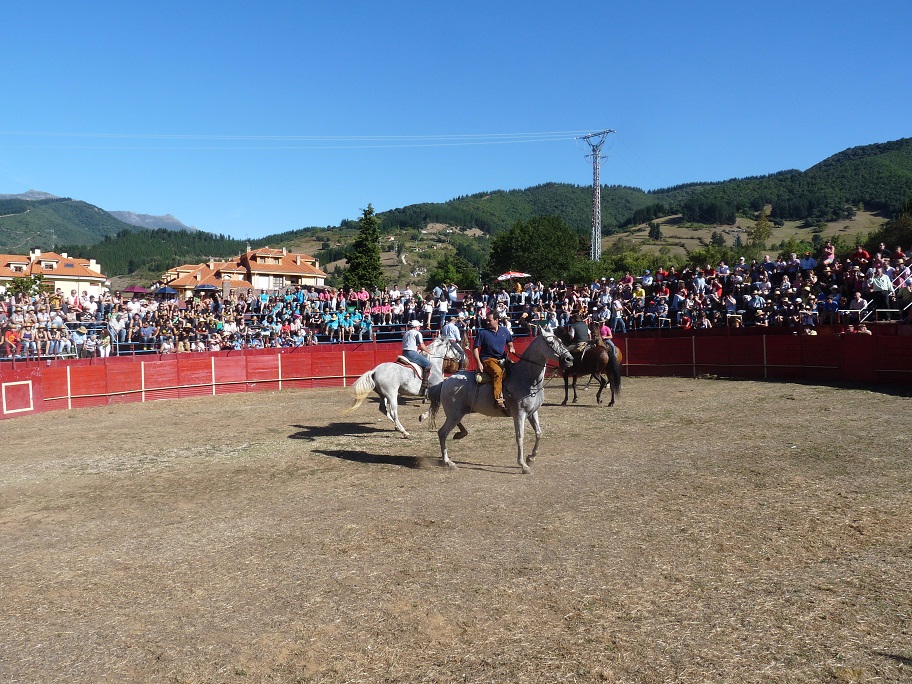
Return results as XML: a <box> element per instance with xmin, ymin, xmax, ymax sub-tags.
<box><xmin>577</xmin><ymin>129</ymin><xmax>615</xmax><ymax>261</ymax></box>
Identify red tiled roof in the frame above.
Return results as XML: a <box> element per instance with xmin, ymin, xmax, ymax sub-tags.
<box><xmin>0</xmin><ymin>251</ymin><xmax>105</xmax><ymax>280</ymax></box>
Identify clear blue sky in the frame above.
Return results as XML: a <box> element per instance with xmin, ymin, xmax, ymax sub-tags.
<box><xmin>2</xmin><ymin>0</ymin><xmax>910</xmax><ymax>239</ymax></box>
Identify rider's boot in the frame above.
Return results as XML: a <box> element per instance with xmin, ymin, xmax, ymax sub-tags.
<box><xmin>419</xmin><ymin>366</ymin><xmax>430</xmax><ymax>396</ymax></box>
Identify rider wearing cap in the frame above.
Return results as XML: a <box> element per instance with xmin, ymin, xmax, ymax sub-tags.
<box><xmin>402</xmin><ymin>319</ymin><xmax>431</xmax><ymax>394</ymax></box>
<box><xmin>473</xmin><ymin>311</ymin><xmax>516</xmax><ymax>411</ymax></box>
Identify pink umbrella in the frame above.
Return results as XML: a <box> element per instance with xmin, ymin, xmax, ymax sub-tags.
<box><xmin>497</xmin><ymin>271</ymin><xmax>532</xmax><ymax>281</ymax></box>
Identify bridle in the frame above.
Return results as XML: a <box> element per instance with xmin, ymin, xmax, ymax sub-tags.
<box><xmin>510</xmin><ymin>328</ymin><xmax>573</xmax><ymax>371</ymax></box>
<box><xmin>427</xmin><ymin>337</ymin><xmax>468</xmax><ymax>370</ymax></box>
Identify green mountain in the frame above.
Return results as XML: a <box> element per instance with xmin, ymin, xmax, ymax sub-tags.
<box><xmin>678</xmin><ymin>137</ymin><xmax>912</xmax><ymax>225</ymax></box>
<box><xmin>376</xmin><ymin>182</ymin><xmax>710</xmax><ymax>236</ymax></box>
<box><xmin>4</xmin><ymin>136</ymin><xmax>911</xmax><ymax>279</ymax></box>
<box><xmin>0</xmin><ymin>196</ymin><xmax>139</xmax><ymax>252</ymax></box>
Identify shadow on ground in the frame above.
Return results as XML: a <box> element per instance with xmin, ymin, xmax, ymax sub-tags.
<box><xmin>289</xmin><ymin>422</ymin><xmax>388</xmax><ymax>441</ymax></box>
<box><xmin>313</xmin><ymin>449</ymin><xmax>425</xmax><ymax>469</ymax></box>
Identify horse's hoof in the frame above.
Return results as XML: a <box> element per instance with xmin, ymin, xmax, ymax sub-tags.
<box><xmin>401</xmin><ymin>432</ymin><xmax>411</xmax><ymax>439</ymax></box>
<box><xmin>572</xmin><ymin>398</ymin><xmax>578</xmax><ymax>404</ymax></box>
<box><xmin>521</xmin><ymin>465</ymin><xmax>533</xmax><ymax>475</ymax></box>
<box><xmin>454</xmin><ymin>432</ymin><xmax>467</xmax><ymax>440</ymax></box>
<box><xmin>561</xmin><ymin>400</ymin><xmax>568</xmax><ymax>406</ymax></box>
<box><xmin>446</xmin><ymin>461</ymin><xmax>459</xmax><ymax>471</ymax></box>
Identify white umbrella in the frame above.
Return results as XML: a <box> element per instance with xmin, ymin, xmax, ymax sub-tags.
<box><xmin>497</xmin><ymin>271</ymin><xmax>532</xmax><ymax>281</ymax></box>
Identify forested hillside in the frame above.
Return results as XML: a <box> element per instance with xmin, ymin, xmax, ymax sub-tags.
<box><xmin>59</xmin><ymin>229</ymin><xmax>256</xmax><ymax>276</ymax></box>
<box><xmin>679</xmin><ymin>138</ymin><xmax>912</xmax><ymax>225</ymax></box>
<box><xmin>378</xmin><ymin>182</ymin><xmax>708</xmax><ymax>236</ymax></box>
<box><xmin>0</xmin><ymin>198</ymin><xmax>139</xmax><ymax>252</ymax></box>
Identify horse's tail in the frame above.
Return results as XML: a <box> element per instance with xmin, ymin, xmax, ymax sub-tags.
<box><xmin>343</xmin><ymin>370</ymin><xmax>376</xmax><ymax>414</ymax></box>
<box><xmin>608</xmin><ymin>348</ymin><xmax>622</xmax><ymax>398</ymax></box>
<box><xmin>419</xmin><ymin>381</ymin><xmax>443</xmax><ymax>428</ymax></box>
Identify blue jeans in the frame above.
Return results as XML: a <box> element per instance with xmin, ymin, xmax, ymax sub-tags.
<box><xmin>402</xmin><ymin>349</ymin><xmax>430</xmax><ymax>370</ymax></box>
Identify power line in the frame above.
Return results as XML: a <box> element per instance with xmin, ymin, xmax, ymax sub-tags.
<box><xmin>0</xmin><ymin>129</ymin><xmax>595</xmax><ymax>148</ymax></box>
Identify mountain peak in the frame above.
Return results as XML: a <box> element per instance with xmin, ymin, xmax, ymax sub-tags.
<box><xmin>0</xmin><ymin>189</ymin><xmax>61</xmax><ymax>201</ymax></box>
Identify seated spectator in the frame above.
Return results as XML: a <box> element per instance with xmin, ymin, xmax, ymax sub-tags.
<box><xmin>3</xmin><ymin>324</ymin><xmax>22</xmax><ymax>358</ymax></box>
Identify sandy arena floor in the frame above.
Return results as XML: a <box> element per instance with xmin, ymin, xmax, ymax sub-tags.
<box><xmin>1</xmin><ymin>377</ymin><xmax>910</xmax><ymax>683</ymax></box>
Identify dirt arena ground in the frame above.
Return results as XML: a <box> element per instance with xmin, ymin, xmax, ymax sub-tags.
<box><xmin>1</xmin><ymin>377</ymin><xmax>910</xmax><ymax>683</ymax></box>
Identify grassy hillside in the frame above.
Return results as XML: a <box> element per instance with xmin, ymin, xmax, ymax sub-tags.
<box><xmin>0</xmin><ymin>198</ymin><xmax>139</xmax><ymax>252</ymax></box>
<box><xmin>610</xmin><ymin>210</ymin><xmax>888</xmax><ymax>261</ymax></box>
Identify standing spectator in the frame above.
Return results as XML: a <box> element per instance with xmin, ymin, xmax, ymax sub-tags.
<box><xmin>71</xmin><ymin>325</ymin><xmax>88</xmax><ymax>357</ymax></box>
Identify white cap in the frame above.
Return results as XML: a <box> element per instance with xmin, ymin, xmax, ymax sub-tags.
<box><xmin>409</xmin><ymin>319</ymin><xmax>422</xmax><ymax>328</ymax></box>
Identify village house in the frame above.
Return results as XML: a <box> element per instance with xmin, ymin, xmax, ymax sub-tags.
<box><xmin>0</xmin><ymin>248</ymin><xmax>107</xmax><ymax>296</ymax></box>
<box><xmin>162</xmin><ymin>247</ymin><xmax>326</xmax><ymax>297</ymax></box>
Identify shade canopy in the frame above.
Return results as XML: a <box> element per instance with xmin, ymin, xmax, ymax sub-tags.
<box><xmin>154</xmin><ymin>286</ymin><xmax>178</xmax><ymax>295</ymax></box>
<box><xmin>496</xmin><ymin>271</ymin><xmax>532</xmax><ymax>281</ymax></box>
<box><xmin>193</xmin><ymin>284</ymin><xmax>220</xmax><ymax>292</ymax></box>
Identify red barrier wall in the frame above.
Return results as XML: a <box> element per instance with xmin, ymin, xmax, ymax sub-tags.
<box><xmin>2</xmin><ymin>334</ymin><xmax>910</xmax><ymax>420</ymax></box>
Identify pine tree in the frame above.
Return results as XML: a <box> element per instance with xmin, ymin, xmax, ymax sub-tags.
<box><xmin>343</xmin><ymin>204</ymin><xmax>385</xmax><ymax>290</ymax></box>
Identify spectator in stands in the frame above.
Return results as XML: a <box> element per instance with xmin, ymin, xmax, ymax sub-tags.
<box><xmin>871</xmin><ymin>267</ymin><xmax>896</xmax><ymax>318</ymax></box>
<box><xmin>71</xmin><ymin>325</ymin><xmax>88</xmax><ymax>358</ymax></box>
<box><xmin>799</xmin><ymin>251</ymin><xmax>817</xmax><ymax>272</ymax></box>
<box><xmin>3</xmin><ymin>324</ymin><xmax>22</xmax><ymax>357</ymax></box>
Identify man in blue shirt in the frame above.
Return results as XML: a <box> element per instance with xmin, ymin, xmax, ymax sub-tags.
<box><xmin>473</xmin><ymin>312</ymin><xmax>516</xmax><ymax>412</ymax></box>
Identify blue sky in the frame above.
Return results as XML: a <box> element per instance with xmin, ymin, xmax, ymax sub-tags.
<box><xmin>2</xmin><ymin>0</ymin><xmax>910</xmax><ymax>239</ymax></box>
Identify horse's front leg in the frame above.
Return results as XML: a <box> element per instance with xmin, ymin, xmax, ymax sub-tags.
<box><xmin>526</xmin><ymin>410</ymin><xmax>543</xmax><ymax>464</ymax></box>
<box><xmin>453</xmin><ymin>422</ymin><xmax>469</xmax><ymax>440</ymax></box>
<box><xmin>562</xmin><ymin>373</ymin><xmax>570</xmax><ymax>406</ymax></box>
<box><xmin>571</xmin><ymin>376</ymin><xmax>579</xmax><ymax>403</ymax></box>
<box><xmin>515</xmin><ymin>411</ymin><xmax>531</xmax><ymax>474</ymax></box>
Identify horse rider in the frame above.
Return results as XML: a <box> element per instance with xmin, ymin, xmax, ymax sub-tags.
<box><xmin>440</xmin><ymin>314</ymin><xmax>461</xmax><ymax>344</ymax></box>
<box><xmin>566</xmin><ymin>312</ymin><xmax>591</xmax><ymax>354</ymax></box>
<box><xmin>473</xmin><ymin>311</ymin><xmax>516</xmax><ymax>413</ymax></box>
<box><xmin>402</xmin><ymin>319</ymin><xmax>431</xmax><ymax>395</ymax></box>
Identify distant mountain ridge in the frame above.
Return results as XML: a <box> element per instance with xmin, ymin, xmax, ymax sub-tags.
<box><xmin>0</xmin><ymin>190</ymin><xmax>61</xmax><ymax>201</ymax></box>
<box><xmin>108</xmin><ymin>211</ymin><xmax>198</xmax><ymax>232</ymax></box>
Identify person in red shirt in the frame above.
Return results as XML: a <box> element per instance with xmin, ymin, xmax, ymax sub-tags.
<box><xmin>3</xmin><ymin>325</ymin><xmax>22</xmax><ymax>357</ymax></box>
<box><xmin>851</xmin><ymin>245</ymin><xmax>871</xmax><ymax>266</ymax></box>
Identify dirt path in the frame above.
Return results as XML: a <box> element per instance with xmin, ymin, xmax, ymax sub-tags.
<box><xmin>1</xmin><ymin>378</ymin><xmax>910</xmax><ymax>683</ymax></box>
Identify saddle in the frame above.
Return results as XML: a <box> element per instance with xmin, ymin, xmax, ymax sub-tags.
<box><xmin>475</xmin><ymin>358</ymin><xmax>510</xmax><ymax>385</ymax></box>
<box><xmin>396</xmin><ymin>356</ymin><xmax>423</xmax><ymax>378</ymax></box>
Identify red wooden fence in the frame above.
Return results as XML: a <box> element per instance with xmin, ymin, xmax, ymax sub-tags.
<box><xmin>2</xmin><ymin>333</ymin><xmax>911</xmax><ymax>421</ymax></box>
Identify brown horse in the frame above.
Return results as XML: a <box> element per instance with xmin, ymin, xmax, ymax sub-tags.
<box><xmin>554</xmin><ymin>327</ymin><xmax>622</xmax><ymax>406</ymax></box>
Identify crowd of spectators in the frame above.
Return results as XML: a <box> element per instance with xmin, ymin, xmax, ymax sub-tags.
<box><xmin>505</xmin><ymin>241</ymin><xmax>912</xmax><ymax>334</ymax></box>
<box><xmin>1</xmin><ymin>240</ymin><xmax>910</xmax><ymax>360</ymax></box>
<box><xmin>0</xmin><ymin>282</ymin><xmax>473</xmax><ymax>359</ymax></box>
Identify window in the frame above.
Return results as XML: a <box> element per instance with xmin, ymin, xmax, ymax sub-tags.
<box><xmin>272</xmin><ymin>276</ymin><xmax>284</xmax><ymax>289</ymax></box>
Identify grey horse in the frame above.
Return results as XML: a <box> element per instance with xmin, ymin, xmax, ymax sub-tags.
<box><xmin>420</xmin><ymin>326</ymin><xmax>573</xmax><ymax>474</ymax></box>
<box><xmin>345</xmin><ymin>336</ymin><xmax>466</xmax><ymax>438</ymax></box>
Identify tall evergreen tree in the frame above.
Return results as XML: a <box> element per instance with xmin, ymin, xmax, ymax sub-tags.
<box><xmin>343</xmin><ymin>204</ymin><xmax>385</xmax><ymax>290</ymax></box>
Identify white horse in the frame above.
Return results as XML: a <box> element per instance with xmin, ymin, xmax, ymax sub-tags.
<box><xmin>420</xmin><ymin>326</ymin><xmax>573</xmax><ymax>474</ymax></box>
<box><xmin>345</xmin><ymin>336</ymin><xmax>466</xmax><ymax>438</ymax></box>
